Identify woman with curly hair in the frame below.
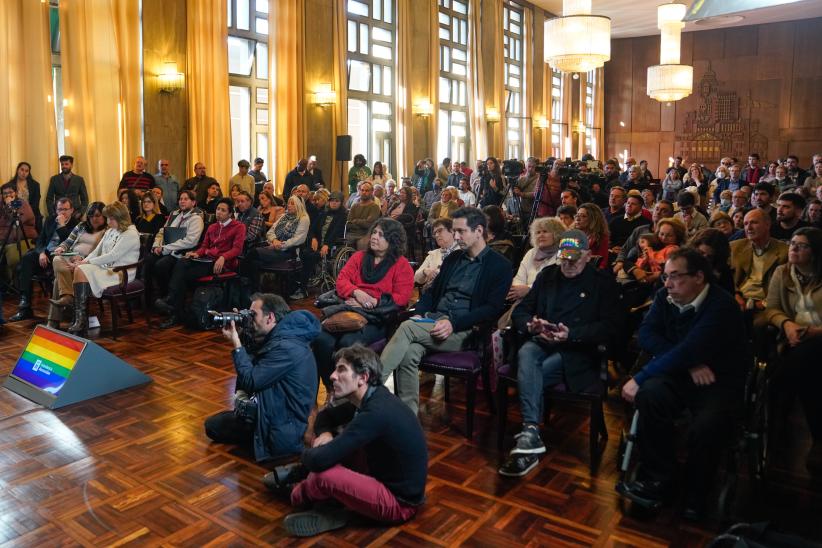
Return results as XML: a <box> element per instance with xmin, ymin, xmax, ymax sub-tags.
<box><xmin>574</xmin><ymin>203</ymin><xmax>610</xmax><ymax>269</ymax></box>
<box><xmin>312</xmin><ymin>218</ymin><xmax>414</xmax><ymax>391</ymax></box>
<box><xmin>690</xmin><ymin>227</ymin><xmax>734</xmax><ymax>294</ymax></box>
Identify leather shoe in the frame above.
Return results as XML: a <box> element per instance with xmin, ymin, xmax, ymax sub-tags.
<box><xmin>615</xmin><ymin>479</ymin><xmax>668</xmax><ymax>509</ymax></box>
<box><xmin>154</xmin><ymin>298</ymin><xmax>174</xmax><ymax>315</ymax></box>
<box><xmin>9</xmin><ymin>308</ymin><xmax>34</xmax><ymax>322</ymax></box>
<box><xmin>159</xmin><ymin>317</ymin><xmax>179</xmax><ymax>329</ymax></box>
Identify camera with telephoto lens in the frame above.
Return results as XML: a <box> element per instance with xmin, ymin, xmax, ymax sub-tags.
<box><xmin>209</xmin><ymin>309</ymin><xmax>253</xmax><ymax>328</ymax></box>
<box><xmin>233</xmin><ymin>390</ymin><xmax>258</xmax><ymax>424</ymax></box>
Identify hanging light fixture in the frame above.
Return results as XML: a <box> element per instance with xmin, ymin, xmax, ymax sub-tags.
<box><xmin>544</xmin><ymin>0</ymin><xmax>611</xmax><ymax>74</ymax></box>
<box><xmin>647</xmin><ymin>3</ymin><xmax>693</xmax><ymax>102</ymax></box>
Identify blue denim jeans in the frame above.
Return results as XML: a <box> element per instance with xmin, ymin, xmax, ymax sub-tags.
<box><xmin>517</xmin><ymin>340</ymin><xmax>564</xmax><ymax>425</ymax></box>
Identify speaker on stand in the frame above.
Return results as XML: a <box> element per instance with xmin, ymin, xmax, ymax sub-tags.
<box><xmin>336</xmin><ymin>135</ymin><xmax>352</xmax><ymax>194</ymax></box>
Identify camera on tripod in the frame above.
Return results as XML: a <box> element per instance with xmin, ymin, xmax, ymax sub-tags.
<box><xmin>502</xmin><ymin>159</ymin><xmax>524</xmax><ymax>179</ymax></box>
<box><xmin>2</xmin><ymin>198</ymin><xmax>24</xmax><ymax>215</ymax></box>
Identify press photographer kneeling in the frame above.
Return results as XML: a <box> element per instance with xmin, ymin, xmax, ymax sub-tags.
<box><xmin>204</xmin><ymin>293</ymin><xmax>321</xmax><ymax>462</ymax></box>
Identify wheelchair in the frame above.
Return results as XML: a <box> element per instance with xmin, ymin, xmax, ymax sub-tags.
<box><xmin>616</xmin><ymin>347</ymin><xmax>773</xmax><ymax>521</ymax></box>
<box><xmin>305</xmin><ymin>239</ymin><xmax>356</xmax><ymax>293</ymax></box>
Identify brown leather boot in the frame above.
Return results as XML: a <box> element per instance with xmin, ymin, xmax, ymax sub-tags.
<box><xmin>49</xmin><ymin>294</ymin><xmax>74</xmax><ymax>307</ymax></box>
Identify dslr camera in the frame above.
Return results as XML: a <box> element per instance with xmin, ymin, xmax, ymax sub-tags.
<box><xmin>209</xmin><ymin>309</ymin><xmax>253</xmax><ymax>328</ymax></box>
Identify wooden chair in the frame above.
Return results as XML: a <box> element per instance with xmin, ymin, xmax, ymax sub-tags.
<box><xmin>97</xmin><ymin>260</ymin><xmax>149</xmax><ymax>340</ymax></box>
<box><xmin>496</xmin><ymin>331</ymin><xmax>609</xmax><ymax>474</ymax></box>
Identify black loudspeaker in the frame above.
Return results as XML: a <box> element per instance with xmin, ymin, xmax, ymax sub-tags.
<box><xmin>336</xmin><ymin>135</ymin><xmax>352</xmax><ymax>162</ymax></box>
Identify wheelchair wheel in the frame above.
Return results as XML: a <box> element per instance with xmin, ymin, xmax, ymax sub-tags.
<box><xmin>333</xmin><ymin>246</ymin><xmax>356</xmax><ymax>278</ymax></box>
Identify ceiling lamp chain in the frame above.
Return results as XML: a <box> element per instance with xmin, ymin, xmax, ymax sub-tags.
<box><xmin>647</xmin><ymin>3</ymin><xmax>693</xmax><ymax>102</ymax></box>
<box><xmin>544</xmin><ymin>0</ymin><xmax>611</xmax><ymax>74</ymax></box>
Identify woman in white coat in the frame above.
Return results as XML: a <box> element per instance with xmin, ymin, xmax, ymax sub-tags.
<box><xmin>67</xmin><ymin>201</ymin><xmax>141</xmax><ymax>336</ymax></box>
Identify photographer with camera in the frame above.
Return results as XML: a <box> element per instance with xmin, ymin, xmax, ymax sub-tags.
<box><xmin>204</xmin><ymin>293</ymin><xmax>321</xmax><ymax>462</ymax></box>
<box><xmin>1</xmin><ymin>183</ymin><xmax>38</xmax><ymax>284</ymax></box>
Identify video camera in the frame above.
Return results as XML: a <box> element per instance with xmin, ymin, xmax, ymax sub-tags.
<box><xmin>2</xmin><ymin>198</ymin><xmax>24</xmax><ymax>214</ymax></box>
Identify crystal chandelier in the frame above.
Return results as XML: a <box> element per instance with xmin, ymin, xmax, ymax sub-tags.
<box><xmin>544</xmin><ymin>0</ymin><xmax>611</xmax><ymax>74</ymax></box>
<box><xmin>647</xmin><ymin>3</ymin><xmax>693</xmax><ymax>102</ymax></box>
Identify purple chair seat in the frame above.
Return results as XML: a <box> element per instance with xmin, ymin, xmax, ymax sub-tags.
<box><xmin>102</xmin><ymin>279</ymin><xmax>144</xmax><ymax>297</ymax></box>
<box><xmin>421</xmin><ymin>351</ymin><xmax>481</xmax><ymax>373</ymax></box>
<box><xmin>368</xmin><ymin>339</ymin><xmax>387</xmax><ymax>354</ymax></box>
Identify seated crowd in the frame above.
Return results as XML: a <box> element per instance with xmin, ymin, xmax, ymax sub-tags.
<box><xmin>2</xmin><ymin>150</ymin><xmax>821</xmax><ymax>536</ymax></box>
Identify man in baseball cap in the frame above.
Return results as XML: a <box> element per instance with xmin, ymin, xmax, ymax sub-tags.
<box><xmin>499</xmin><ymin>228</ymin><xmax>622</xmax><ymax>478</ymax></box>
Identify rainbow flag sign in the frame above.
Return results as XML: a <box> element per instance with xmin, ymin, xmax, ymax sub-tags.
<box><xmin>10</xmin><ymin>326</ymin><xmax>87</xmax><ymax>395</ymax></box>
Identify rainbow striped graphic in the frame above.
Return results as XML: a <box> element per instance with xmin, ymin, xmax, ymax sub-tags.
<box><xmin>11</xmin><ymin>326</ymin><xmax>87</xmax><ymax>394</ymax></box>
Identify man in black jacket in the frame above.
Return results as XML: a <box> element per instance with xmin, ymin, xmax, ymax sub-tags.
<box><xmin>617</xmin><ymin>248</ymin><xmax>746</xmax><ymax>520</ymax></box>
<box><xmin>379</xmin><ymin>207</ymin><xmax>513</xmax><ymax>413</ymax></box>
<box><xmin>499</xmin><ymin>230</ymin><xmax>623</xmax><ymax>477</ymax></box>
<box><xmin>204</xmin><ymin>294</ymin><xmax>320</xmax><ymax>462</ymax></box>
<box><xmin>278</xmin><ymin>345</ymin><xmax>427</xmax><ymax>537</ymax></box>
<box><xmin>9</xmin><ymin>197</ymin><xmax>77</xmax><ymax>321</ymax></box>
<box><xmin>46</xmin><ymin>156</ymin><xmax>88</xmax><ymax>216</ymax></box>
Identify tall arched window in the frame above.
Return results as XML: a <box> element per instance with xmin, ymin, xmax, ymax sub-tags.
<box><xmin>347</xmin><ymin>0</ymin><xmax>396</xmax><ymax>172</ymax></box>
<box><xmin>227</xmin><ymin>0</ymin><xmax>270</xmax><ymax>168</ymax></box>
<box><xmin>550</xmin><ymin>69</ymin><xmax>562</xmax><ymax>159</ymax></box>
<box><xmin>437</xmin><ymin>0</ymin><xmax>469</xmax><ymax>165</ymax></box>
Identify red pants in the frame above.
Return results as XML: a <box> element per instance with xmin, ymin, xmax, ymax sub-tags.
<box><xmin>291</xmin><ymin>464</ymin><xmax>418</xmax><ymax>524</ymax></box>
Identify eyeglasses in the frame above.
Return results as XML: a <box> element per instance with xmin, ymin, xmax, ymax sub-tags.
<box><xmin>660</xmin><ymin>271</ymin><xmax>695</xmax><ymax>283</ymax></box>
<box><xmin>789</xmin><ymin>242</ymin><xmax>811</xmax><ymax>250</ymax></box>
<box><xmin>56</xmin><ymin>207</ymin><xmax>72</xmax><ymax>212</ymax></box>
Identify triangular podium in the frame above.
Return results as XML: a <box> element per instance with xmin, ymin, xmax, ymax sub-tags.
<box><xmin>3</xmin><ymin>325</ymin><xmax>151</xmax><ymax>409</ymax></box>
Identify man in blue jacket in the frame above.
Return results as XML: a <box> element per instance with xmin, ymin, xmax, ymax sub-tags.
<box><xmin>379</xmin><ymin>207</ymin><xmax>513</xmax><ymax>413</ymax></box>
<box><xmin>204</xmin><ymin>293</ymin><xmax>320</xmax><ymax>462</ymax></box>
<box><xmin>618</xmin><ymin>248</ymin><xmax>747</xmax><ymax>520</ymax></box>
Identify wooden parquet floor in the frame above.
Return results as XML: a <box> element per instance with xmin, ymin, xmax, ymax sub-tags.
<box><xmin>1</xmin><ymin>293</ymin><xmax>821</xmax><ymax>547</ymax></box>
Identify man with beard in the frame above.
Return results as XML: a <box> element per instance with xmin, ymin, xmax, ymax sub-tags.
<box><xmin>204</xmin><ymin>293</ymin><xmax>320</xmax><ymax>463</ymax></box>
<box><xmin>46</xmin><ymin>155</ymin><xmax>88</xmax><ymax>216</ymax></box>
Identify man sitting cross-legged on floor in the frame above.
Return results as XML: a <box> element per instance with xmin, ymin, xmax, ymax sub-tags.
<box><xmin>499</xmin><ymin>229</ymin><xmax>623</xmax><ymax>477</ymax></box>
<box><xmin>271</xmin><ymin>344</ymin><xmax>427</xmax><ymax>537</ymax></box>
<box><xmin>378</xmin><ymin>206</ymin><xmax>513</xmax><ymax>414</ymax></box>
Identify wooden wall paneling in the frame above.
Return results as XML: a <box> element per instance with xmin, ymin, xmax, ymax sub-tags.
<box><xmin>789</xmin><ymin>20</ymin><xmax>822</xmax><ymax>130</ymax></box>
<box><xmin>605</xmin><ymin>18</ymin><xmax>822</xmax><ymax>169</ymax></box>
<box><xmin>603</xmin><ymin>39</ymin><xmax>632</xmax><ymax>162</ymax></box>
<box><xmin>630</xmin><ymin>36</ymin><xmax>660</xmax><ymax>133</ymax></box>
<box><xmin>142</xmin><ymin>0</ymin><xmax>187</xmax><ymax>181</ymax></box>
<box><xmin>723</xmin><ymin>26</ymin><xmax>758</xmax><ymax>59</ymax></box>
<box><xmin>303</xmin><ymin>0</ymin><xmax>334</xmax><ymax>183</ymax></box>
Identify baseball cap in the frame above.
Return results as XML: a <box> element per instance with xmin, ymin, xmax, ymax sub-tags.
<box><xmin>557</xmin><ymin>229</ymin><xmax>589</xmax><ymax>261</ymax></box>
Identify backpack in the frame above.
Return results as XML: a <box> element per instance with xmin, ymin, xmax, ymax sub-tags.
<box><xmin>187</xmin><ymin>285</ymin><xmax>224</xmax><ymax>330</ymax></box>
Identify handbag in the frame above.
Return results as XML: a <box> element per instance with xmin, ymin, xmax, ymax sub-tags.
<box><xmin>322</xmin><ymin>310</ymin><xmax>368</xmax><ymax>333</ymax></box>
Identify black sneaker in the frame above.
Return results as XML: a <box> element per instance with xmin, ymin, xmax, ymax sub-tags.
<box><xmin>499</xmin><ymin>453</ymin><xmax>540</xmax><ymax>477</ymax></box>
<box><xmin>510</xmin><ymin>426</ymin><xmax>546</xmax><ymax>455</ymax></box>
<box><xmin>263</xmin><ymin>462</ymin><xmax>309</xmax><ymax>492</ymax></box>
<box><xmin>283</xmin><ymin>505</ymin><xmax>351</xmax><ymax>537</ymax></box>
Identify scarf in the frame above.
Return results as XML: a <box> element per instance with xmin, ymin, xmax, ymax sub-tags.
<box><xmin>274</xmin><ymin>213</ymin><xmax>300</xmax><ymax>241</ymax></box>
<box><xmin>534</xmin><ymin>242</ymin><xmax>559</xmax><ymax>262</ymax></box>
<box><xmin>361</xmin><ymin>252</ymin><xmax>396</xmax><ymax>284</ymax></box>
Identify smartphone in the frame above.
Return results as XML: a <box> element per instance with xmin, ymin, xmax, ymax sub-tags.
<box><xmin>412</xmin><ymin>317</ymin><xmax>436</xmax><ymax>324</ymax></box>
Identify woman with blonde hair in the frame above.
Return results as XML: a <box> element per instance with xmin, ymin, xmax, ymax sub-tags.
<box><xmin>67</xmin><ymin>201</ymin><xmax>141</xmax><ymax>335</ymax></box>
<box><xmin>248</xmin><ymin>194</ymin><xmax>310</xmax><ymax>297</ymax></box>
<box><xmin>507</xmin><ymin>216</ymin><xmax>566</xmax><ymax>301</ymax></box>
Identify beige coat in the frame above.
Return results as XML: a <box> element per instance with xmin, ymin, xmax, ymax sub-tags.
<box><xmin>764</xmin><ymin>264</ymin><xmax>822</xmax><ymax>329</ymax></box>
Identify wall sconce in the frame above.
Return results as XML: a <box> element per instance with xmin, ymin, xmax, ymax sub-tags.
<box><xmin>486</xmin><ymin>107</ymin><xmax>501</xmax><ymax>123</ymax></box>
<box><xmin>413</xmin><ymin>100</ymin><xmax>433</xmax><ymax>118</ymax></box>
<box><xmin>157</xmin><ymin>62</ymin><xmax>184</xmax><ymax>93</ymax></box>
<box><xmin>574</xmin><ymin>121</ymin><xmax>587</xmax><ymax>134</ymax></box>
<box><xmin>314</xmin><ymin>83</ymin><xmax>337</xmax><ymax>107</ymax></box>
<box><xmin>535</xmin><ymin>116</ymin><xmax>549</xmax><ymax>130</ymax></box>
